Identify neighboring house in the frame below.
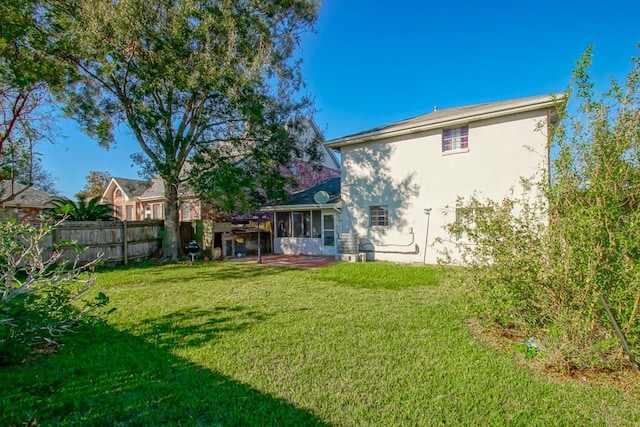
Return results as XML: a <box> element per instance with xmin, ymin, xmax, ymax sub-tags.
<box><xmin>265</xmin><ymin>94</ymin><xmax>560</xmax><ymax>263</ymax></box>
<box><xmin>102</xmin><ymin>177</ymin><xmax>147</xmax><ymax>220</ymax></box>
<box><xmin>0</xmin><ymin>181</ymin><xmax>57</xmax><ymax>221</ymax></box>
<box><xmin>101</xmin><ymin>176</ymin><xmax>201</xmax><ymax>222</ymax></box>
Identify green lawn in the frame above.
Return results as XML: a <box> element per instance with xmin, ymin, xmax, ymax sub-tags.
<box><xmin>1</xmin><ymin>261</ymin><xmax>638</xmax><ymax>426</ymax></box>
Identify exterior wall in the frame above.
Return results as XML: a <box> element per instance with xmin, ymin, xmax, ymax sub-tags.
<box><xmin>179</xmin><ymin>198</ymin><xmax>201</xmax><ymax>221</ymax></box>
<box><xmin>274</xmin><ymin>237</ymin><xmax>324</xmax><ymax>255</ymax></box>
<box><xmin>104</xmin><ymin>185</ymin><xmax>141</xmax><ymax>220</ymax></box>
<box><xmin>0</xmin><ymin>207</ymin><xmax>43</xmax><ymax>222</ymax></box>
<box><xmin>140</xmin><ymin>200</ymin><xmax>165</xmax><ymax>220</ymax></box>
<box><xmin>339</xmin><ymin>109</ymin><xmax>549</xmax><ymax>264</ymax></box>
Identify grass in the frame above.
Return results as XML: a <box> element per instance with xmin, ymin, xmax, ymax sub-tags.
<box><xmin>1</xmin><ymin>261</ymin><xmax>639</xmax><ymax>426</ymax></box>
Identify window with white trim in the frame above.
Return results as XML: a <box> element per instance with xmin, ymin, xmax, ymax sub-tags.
<box><xmin>152</xmin><ymin>203</ymin><xmax>163</xmax><ymax>219</ymax></box>
<box><xmin>369</xmin><ymin>205</ymin><xmax>389</xmax><ymax>227</ymax></box>
<box><xmin>442</xmin><ymin>126</ymin><xmax>469</xmax><ymax>152</ymax></box>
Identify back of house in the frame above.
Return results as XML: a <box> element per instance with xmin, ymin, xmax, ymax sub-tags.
<box><xmin>325</xmin><ymin>94</ymin><xmax>560</xmax><ymax>264</ymax></box>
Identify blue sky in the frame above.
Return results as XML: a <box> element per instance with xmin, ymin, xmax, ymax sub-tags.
<box><xmin>40</xmin><ymin>0</ymin><xmax>640</xmax><ymax>197</ymax></box>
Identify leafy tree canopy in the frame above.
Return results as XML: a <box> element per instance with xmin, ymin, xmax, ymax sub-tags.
<box><xmin>75</xmin><ymin>170</ymin><xmax>112</xmax><ymax>199</ymax></box>
<box><xmin>54</xmin><ymin>0</ymin><xmax>321</xmax><ymax>260</ymax></box>
<box><xmin>1</xmin><ymin>0</ymin><xmax>64</xmax><ymax>201</ymax></box>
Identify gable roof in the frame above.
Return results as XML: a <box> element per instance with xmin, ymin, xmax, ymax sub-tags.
<box><xmin>139</xmin><ymin>177</ymin><xmax>165</xmax><ymax>200</ymax></box>
<box><xmin>0</xmin><ymin>181</ymin><xmax>56</xmax><ymax>208</ymax></box>
<box><xmin>326</xmin><ymin>94</ymin><xmax>564</xmax><ymax>148</ymax></box>
<box><xmin>102</xmin><ymin>177</ymin><xmax>149</xmax><ymax>203</ymax></box>
<box><xmin>304</xmin><ymin>118</ymin><xmax>341</xmax><ymax>170</ymax></box>
<box><xmin>111</xmin><ymin>177</ymin><xmax>149</xmax><ymax>198</ymax></box>
<box><xmin>262</xmin><ymin>177</ymin><xmax>341</xmax><ymax>210</ymax></box>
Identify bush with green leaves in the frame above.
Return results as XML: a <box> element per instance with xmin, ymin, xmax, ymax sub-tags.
<box><xmin>0</xmin><ymin>219</ymin><xmax>109</xmax><ymax>364</ymax></box>
<box><xmin>440</xmin><ymin>46</ymin><xmax>640</xmax><ymax>370</ymax></box>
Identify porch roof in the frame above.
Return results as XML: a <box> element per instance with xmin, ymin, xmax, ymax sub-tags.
<box><xmin>261</xmin><ymin>177</ymin><xmax>341</xmax><ymax>212</ymax></box>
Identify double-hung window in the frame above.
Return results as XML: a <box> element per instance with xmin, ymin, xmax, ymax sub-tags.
<box><xmin>442</xmin><ymin>126</ymin><xmax>469</xmax><ymax>153</ymax></box>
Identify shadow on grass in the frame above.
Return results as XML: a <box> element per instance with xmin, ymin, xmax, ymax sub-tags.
<box><xmin>0</xmin><ymin>314</ymin><xmax>327</xmax><ymax>425</ymax></box>
<box><xmin>136</xmin><ymin>306</ymin><xmax>272</xmax><ymax>349</ymax></box>
<box><xmin>129</xmin><ymin>263</ymin><xmax>294</xmax><ymax>285</ymax></box>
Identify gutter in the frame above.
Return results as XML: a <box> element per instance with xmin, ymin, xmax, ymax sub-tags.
<box><xmin>260</xmin><ymin>202</ymin><xmax>342</xmax><ymax>212</ymax></box>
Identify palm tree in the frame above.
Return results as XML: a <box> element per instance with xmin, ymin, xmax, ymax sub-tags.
<box><xmin>46</xmin><ymin>196</ymin><xmax>115</xmax><ymax>221</ymax></box>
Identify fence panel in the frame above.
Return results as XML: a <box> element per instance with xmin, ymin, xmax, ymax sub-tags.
<box><xmin>42</xmin><ymin>220</ymin><xmax>163</xmax><ymax>266</ymax></box>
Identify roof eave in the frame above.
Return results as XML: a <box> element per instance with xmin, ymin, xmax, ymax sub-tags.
<box><xmin>326</xmin><ymin>94</ymin><xmax>564</xmax><ymax>148</ymax></box>
<box><xmin>261</xmin><ymin>201</ymin><xmax>342</xmax><ymax>212</ymax></box>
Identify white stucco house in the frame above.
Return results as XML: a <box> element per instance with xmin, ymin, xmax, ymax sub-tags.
<box><xmin>264</xmin><ymin>94</ymin><xmax>560</xmax><ymax>263</ymax></box>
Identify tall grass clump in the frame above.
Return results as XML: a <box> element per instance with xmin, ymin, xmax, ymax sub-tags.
<box><xmin>440</xmin><ymin>45</ymin><xmax>640</xmax><ymax>371</ymax></box>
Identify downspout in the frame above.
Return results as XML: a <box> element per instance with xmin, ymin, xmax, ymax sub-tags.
<box><xmin>423</xmin><ymin>208</ymin><xmax>432</xmax><ymax>264</ymax></box>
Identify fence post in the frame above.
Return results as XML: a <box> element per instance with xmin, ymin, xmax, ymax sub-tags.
<box><xmin>123</xmin><ymin>220</ymin><xmax>129</xmax><ymax>265</ymax></box>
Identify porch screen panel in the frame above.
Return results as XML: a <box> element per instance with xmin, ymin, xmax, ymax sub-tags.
<box><xmin>293</xmin><ymin>212</ymin><xmax>303</xmax><ymax>237</ymax></box>
<box><xmin>276</xmin><ymin>212</ymin><xmax>291</xmax><ymax>237</ymax></box>
<box><xmin>292</xmin><ymin>211</ymin><xmax>312</xmax><ymax>237</ymax></box>
<box><xmin>311</xmin><ymin>211</ymin><xmax>321</xmax><ymax>238</ymax></box>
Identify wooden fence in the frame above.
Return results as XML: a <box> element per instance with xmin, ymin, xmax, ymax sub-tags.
<box><xmin>43</xmin><ymin>220</ymin><xmax>164</xmax><ymax>266</ymax></box>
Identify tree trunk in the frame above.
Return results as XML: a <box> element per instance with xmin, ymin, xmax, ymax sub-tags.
<box><xmin>163</xmin><ymin>178</ymin><xmax>181</xmax><ymax>262</ymax></box>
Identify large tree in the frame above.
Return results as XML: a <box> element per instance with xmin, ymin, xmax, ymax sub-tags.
<box><xmin>55</xmin><ymin>0</ymin><xmax>321</xmax><ymax>261</ymax></box>
<box><xmin>0</xmin><ymin>0</ymin><xmax>63</xmax><ymax>201</ymax></box>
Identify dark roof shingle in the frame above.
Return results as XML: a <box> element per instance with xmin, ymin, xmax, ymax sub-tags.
<box><xmin>268</xmin><ymin>177</ymin><xmax>340</xmax><ymax>207</ymax></box>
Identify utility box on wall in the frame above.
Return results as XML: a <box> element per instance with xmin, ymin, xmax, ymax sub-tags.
<box><xmin>337</xmin><ymin>252</ymin><xmax>367</xmax><ymax>263</ymax></box>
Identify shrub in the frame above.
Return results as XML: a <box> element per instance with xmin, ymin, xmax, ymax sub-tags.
<box><xmin>0</xmin><ymin>219</ymin><xmax>108</xmax><ymax>364</ymax></box>
<box><xmin>45</xmin><ymin>196</ymin><xmax>115</xmax><ymax>221</ymax></box>
<box><xmin>439</xmin><ymin>46</ymin><xmax>640</xmax><ymax>370</ymax></box>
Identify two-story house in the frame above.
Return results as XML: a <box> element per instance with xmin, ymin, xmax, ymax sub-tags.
<box><xmin>264</xmin><ymin>94</ymin><xmax>560</xmax><ymax>263</ymax></box>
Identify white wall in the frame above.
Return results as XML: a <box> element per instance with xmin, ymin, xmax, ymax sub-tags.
<box><xmin>339</xmin><ymin>109</ymin><xmax>549</xmax><ymax>264</ymax></box>
<box><xmin>274</xmin><ymin>237</ymin><xmax>324</xmax><ymax>255</ymax></box>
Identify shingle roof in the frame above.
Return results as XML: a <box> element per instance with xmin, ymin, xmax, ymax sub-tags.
<box><xmin>112</xmin><ymin>177</ymin><xmax>149</xmax><ymax>198</ymax></box>
<box><xmin>327</xmin><ymin>94</ymin><xmax>563</xmax><ymax>148</ymax></box>
<box><xmin>139</xmin><ymin>177</ymin><xmax>165</xmax><ymax>199</ymax></box>
<box><xmin>0</xmin><ymin>182</ymin><xmax>57</xmax><ymax>208</ymax></box>
<box><xmin>267</xmin><ymin>177</ymin><xmax>340</xmax><ymax>207</ymax></box>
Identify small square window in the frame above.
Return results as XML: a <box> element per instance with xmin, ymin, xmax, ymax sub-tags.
<box><xmin>442</xmin><ymin>126</ymin><xmax>469</xmax><ymax>152</ymax></box>
<box><xmin>370</xmin><ymin>206</ymin><xmax>389</xmax><ymax>227</ymax></box>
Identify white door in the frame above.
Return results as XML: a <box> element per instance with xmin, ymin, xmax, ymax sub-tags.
<box><xmin>322</xmin><ymin>213</ymin><xmax>336</xmax><ymax>255</ymax></box>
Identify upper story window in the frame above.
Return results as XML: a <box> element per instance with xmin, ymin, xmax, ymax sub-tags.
<box><xmin>369</xmin><ymin>205</ymin><xmax>389</xmax><ymax>227</ymax></box>
<box><xmin>442</xmin><ymin>126</ymin><xmax>469</xmax><ymax>153</ymax></box>
<box><xmin>114</xmin><ymin>189</ymin><xmax>122</xmax><ymax>198</ymax></box>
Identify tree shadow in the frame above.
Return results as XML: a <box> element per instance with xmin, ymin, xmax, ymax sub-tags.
<box><xmin>135</xmin><ymin>306</ymin><xmax>272</xmax><ymax>349</ymax></box>
<box><xmin>0</xmin><ymin>315</ymin><xmax>328</xmax><ymax>426</ymax></box>
<box><xmin>341</xmin><ymin>141</ymin><xmax>421</xmax><ymax>257</ymax></box>
<box><xmin>131</xmin><ymin>263</ymin><xmax>293</xmax><ymax>284</ymax></box>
